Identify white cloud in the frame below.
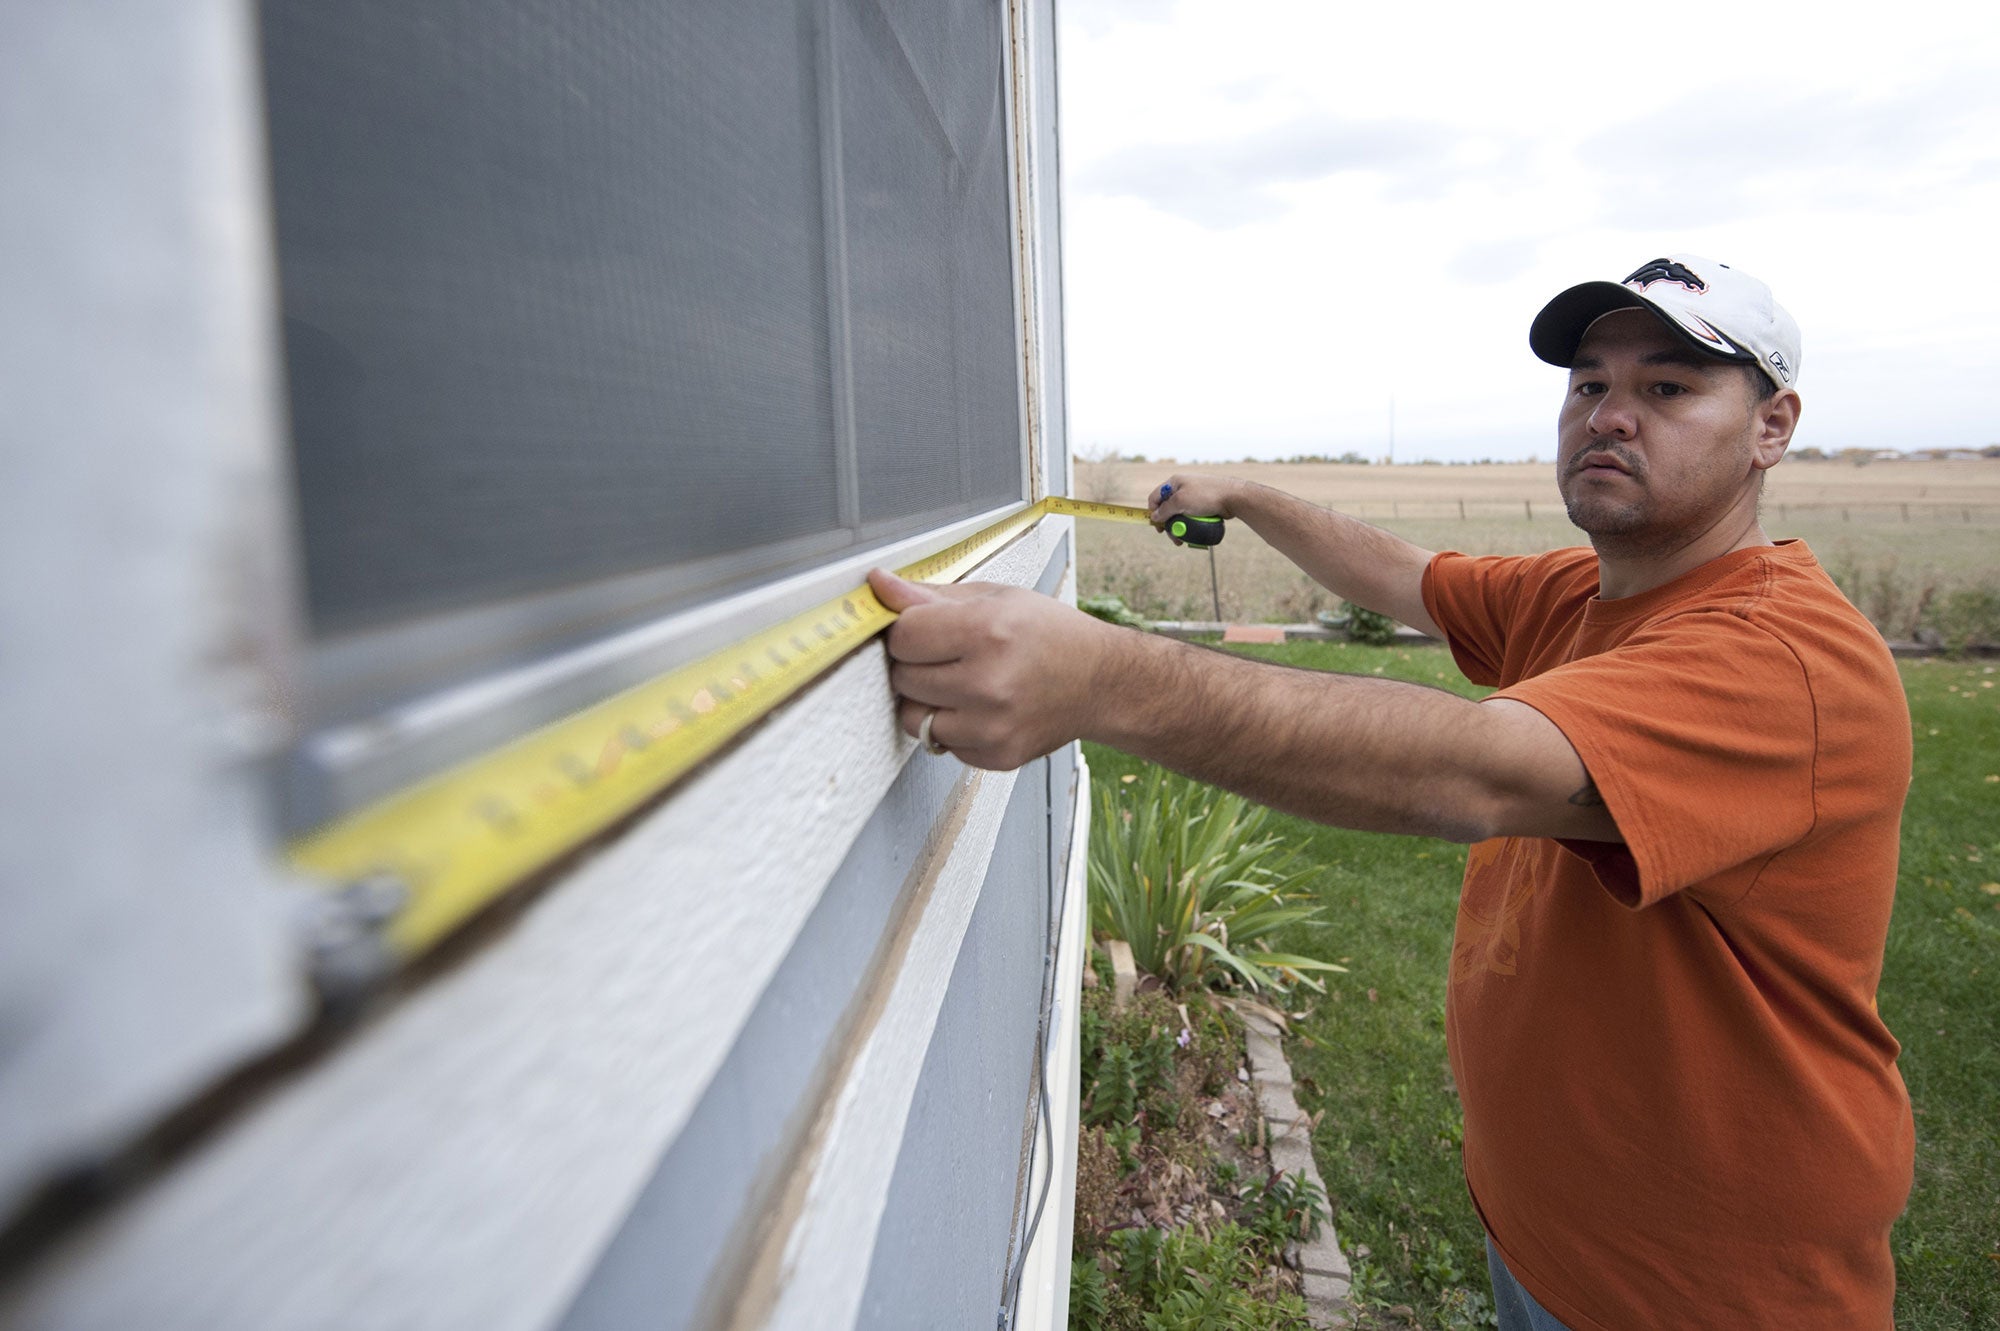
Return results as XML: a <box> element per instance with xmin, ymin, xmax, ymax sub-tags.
<box><xmin>1076</xmin><ymin>115</ymin><xmax>1457</xmax><ymax>228</ymax></box>
<box><xmin>1057</xmin><ymin>0</ymin><xmax>2000</xmax><ymax>463</ymax></box>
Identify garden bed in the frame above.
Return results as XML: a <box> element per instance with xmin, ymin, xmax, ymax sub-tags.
<box><xmin>1068</xmin><ymin>966</ymin><xmax>1327</xmax><ymax>1331</ymax></box>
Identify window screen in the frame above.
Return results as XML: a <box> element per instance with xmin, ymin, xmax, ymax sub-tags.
<box><xmin>263</xmin><ymin>0</ymin><xmax>1025</xmax><ymax>647</ymax></box>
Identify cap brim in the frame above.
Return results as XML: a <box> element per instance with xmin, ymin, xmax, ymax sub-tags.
<box><xmin>1529</xmin><ymin>281</ymin><xmax>1754</xmax><ymax>368</ymax></box>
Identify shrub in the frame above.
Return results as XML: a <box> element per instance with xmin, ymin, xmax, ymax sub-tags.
<box><xmin>1079</xmin><ymin>594</ymin><xmax>1152</xmax><ymax>630</ymax></box>
<box><xmin>1346</xmin><ymin>603</ymin><xmax>1398</xmax><ymax>645</ymax></box>
<box><xmin>1826</xmin><ymin>552</ymin><xmax>1939</xmax><ymax>639</ymax></box>
<box><xmin>1238</xmin><ymin>1169</ymin><xmax>1328</xmax><ymax>1249</ymax></box>
<box><xmin>1069</xmin><ymin>1253</ymin><xmax>1113</xmax><ymax>1331</ymax></box>
<box><xmin>1079</xmin><ymin>987</ymin><xmax>1230</xmax><ymax>1139</ymax></box>
<box><xmin>1101</xmin><ymin>1225</ymin><xmax>1313</xmax><ymax>1330</ymax></box>
<box><xmin>1924</xmin><ymin>586</ymin><xmax>2000</xmax><ymax>654</ymax></box>
<box><xmin>1069</xmin><ymin>977</ymin><xmax>1319</xmax><ymax>1329</ymax></box>
<box><xmin>1090</xmin><ymin>768</ymin><xmax>1347</xmax><ymax>999</ymax></box>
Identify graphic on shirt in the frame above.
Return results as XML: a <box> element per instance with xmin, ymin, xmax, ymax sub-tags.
<box><xmin>1451</xmin><ymin>837</ymin><xmax>1543</xmax><ymax>981</ymax></box>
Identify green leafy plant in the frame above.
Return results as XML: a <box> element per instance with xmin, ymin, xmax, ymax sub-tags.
<box><xmin>1079</xmin><ymin>987</ymin><xmax>1229</xmax><ymax>1144</ymax></box>
<box><xmin>1437</xmin><ymin>1284</ymin><xmax>1498</xmax><ymax>1331</ymax></box>
<box><xmin>1079</xmin><ymin>995</ymin><xmax>1174</xmax><ymax>1128</ymax></box>
<box><xmin>1069</xmin><ymin>979</ymin><xmax>1322</xmax><ymax>1329</ymax></box>
<box><xmin>1090</xmin><ymin>767</ymin><xmax>1347</xmax><ymax>998</ymax></box>
<box><xmin>1088</xmin><ymin>1042</ymin><xmax>1143</xmax><ymax>1127</ymax></box>
<box><xmin>1103</xmin><ymin>1122</ymin><xmax>1142</xmax><ymax>1174</ymax></box>
<box><xmin>1100</xmin><ymin>1225</ymin><xmax>1313</xmax><ymax>1330</ymax></box>
<box><xmin>1069</xmin><ymin>1254</ymin><xmax>1112</xmax><ymax>1331</ymax></box>
<box><xmin>1080</xmin><ymin>594</ymin><xmax>1152</xmax><ymax>629</ymax></box>
<box><xmin>1238</xmin><ymin>1169</ymin><xmax>1328</xmax><ymax>1249</ymax></box>
<box><xmin>1346</xmin><ymin>603</ymin><xmax>1398</xmax><ymax>645</ymax></box>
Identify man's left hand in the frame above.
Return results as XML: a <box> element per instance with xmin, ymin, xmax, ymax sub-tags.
<box><xmin>867</xmin><ymin>568</ymin><xmax>1108</xmax><ymax>770</ymax></box>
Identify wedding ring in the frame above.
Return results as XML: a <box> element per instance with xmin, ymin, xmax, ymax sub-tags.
<box><xmin>918</xmin><ymin>708</ymin><xmax>950</xmax><ymax>756</ymax></box>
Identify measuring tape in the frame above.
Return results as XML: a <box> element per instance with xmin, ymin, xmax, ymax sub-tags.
<box><xmin>288</xmin><ymin>495</ymin><xmax>1170</xmax><ymax>981</ymax></box>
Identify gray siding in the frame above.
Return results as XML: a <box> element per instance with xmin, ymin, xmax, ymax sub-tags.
<box><xmin>561</xmin><ymin>538</ymin><xmax>1078</xmax><ymax>1331</ymax></box>
<box><xmin>558</xmin><ymin>743</ymin><xmax>975</xmax><ymax>1330</ymax></box>
<box><xmin>856</xmin><ymin>757</ymin><xmax>1057</xmax><ymax>1327</ymax></box>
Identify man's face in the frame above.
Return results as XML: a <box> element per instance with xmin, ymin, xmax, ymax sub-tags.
<box><xmin>1556</xmin><ymin>309</ymin><xmax>1781</xmax><ymax>553</ymax></box>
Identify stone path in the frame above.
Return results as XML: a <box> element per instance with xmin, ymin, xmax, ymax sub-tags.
<box><xmin>1241</xmin><ymin>1011</ymin><xmax>1353</xmax><ymax>1329</ymax></box>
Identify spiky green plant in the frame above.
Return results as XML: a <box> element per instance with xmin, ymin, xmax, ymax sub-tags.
<box><xmin>1089</xmin><ymin>767</ymin><xmax>1346</xmax><ymax>997</ymax></box>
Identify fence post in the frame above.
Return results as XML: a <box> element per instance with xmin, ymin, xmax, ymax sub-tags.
<box><xmin>1458</xmin><ymin>499</ymin><xmax>1465</xmax><ymax>520</ymax></box>
<box><xmin>1524</xmin><ymin>499</ymin><xmax>1532</xmax><ymax>521</ymax></box>
<box><xmin>1901</xmin><ymin>503</ymin><xmax>1909</xmax><ymax>522</ymax></box>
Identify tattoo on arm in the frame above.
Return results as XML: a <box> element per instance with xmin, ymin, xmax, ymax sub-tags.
<box><xmin>1568</xmin><ymin>777</ymin><xmax>1605</xmax><ymax>808</ymax></box>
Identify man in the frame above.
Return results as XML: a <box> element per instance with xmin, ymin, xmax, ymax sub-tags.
<box><xmin>867</xmin><ymin>255</ymin><xmax>1912</xmax><ymax>1329</ymax></box>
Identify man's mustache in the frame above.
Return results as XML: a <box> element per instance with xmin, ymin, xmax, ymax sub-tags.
<box><xmin>1566</xmin><ymin>441</ymin><xmax>1643</xmax><ymax>479</ymax></box>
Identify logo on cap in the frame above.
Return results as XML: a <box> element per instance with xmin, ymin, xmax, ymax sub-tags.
<box><xmin>1665</xmin><ymin>310</ymin><xmax>1744</xmax><ymax>358</ymax></box>
<box><xmin>1623</xmin><ymin>258</ymin><xmax>1706</xmax><ymax>294</ymax></box>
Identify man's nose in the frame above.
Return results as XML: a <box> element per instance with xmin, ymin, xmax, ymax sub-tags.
<box><xmin>1586</xmin><ymin>390</ymin><xmax>1638</xmax><ymax>440</ymax></box>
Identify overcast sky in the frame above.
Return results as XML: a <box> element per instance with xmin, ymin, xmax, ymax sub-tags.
<box><xmin>1054</xmin><ymin>0</ymin><xmax>2000</xmax><ymax>464</ymax></box>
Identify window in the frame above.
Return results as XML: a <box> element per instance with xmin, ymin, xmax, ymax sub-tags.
<box><xmin>263</xmin><ymin>0</ymin><xmax>1029</xmax><ymax>820</ymax></box>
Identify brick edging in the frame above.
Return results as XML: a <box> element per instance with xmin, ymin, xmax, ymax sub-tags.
<box><xmin>1240</xmin><ymin>1011</ymin><xmax>1353</xmax><ymax>1328</ymax></box>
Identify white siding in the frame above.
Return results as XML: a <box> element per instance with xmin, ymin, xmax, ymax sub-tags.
<box><xmin>0</xmin><ymin>0</ymin><xmax>306</xmax><ymax>1220</ymax></box>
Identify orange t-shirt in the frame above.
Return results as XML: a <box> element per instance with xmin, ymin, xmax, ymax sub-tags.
<box><xmin>1421</xmin><ymin>541</ymin><xmax>1914</xmax><ymax>1330</ymax></box>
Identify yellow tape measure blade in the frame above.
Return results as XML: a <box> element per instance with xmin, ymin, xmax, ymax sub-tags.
<box><xmin>289</xmin><ymin>494</ymin><xmax>1150</xmax><ymax>975</ymax></box>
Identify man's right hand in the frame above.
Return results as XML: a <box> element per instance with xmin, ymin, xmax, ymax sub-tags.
<box><xmin>1148</xmin><ymin>473</ymin><xmax>1243</xmax><ymax>542</ymax></box>
<box><xmin>1144</xmin><ymin>470</ymin><xmax>1445</xmax><ymax>638</ymax></box>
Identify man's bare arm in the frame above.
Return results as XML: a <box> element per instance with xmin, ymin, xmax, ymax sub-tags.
<box><xmin>868</xmin><ymin>570</ymin><xmax>1619</xmax><ymax>845</ymax></box>
<box><xmin>1148</xmin><ymin>475</ymin><xmax>1444</xmax><ymax>639</ymax></box>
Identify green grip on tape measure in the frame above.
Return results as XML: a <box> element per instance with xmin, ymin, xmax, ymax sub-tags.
<box><xmin>1167</xmin><ymin>514</ymin><xmax>1225</xmax><ymax>547</ymax></box>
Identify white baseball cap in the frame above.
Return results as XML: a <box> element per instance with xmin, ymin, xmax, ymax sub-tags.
<box><xmin>1529</xmin><ymin>254</ymin><xmax>1802</xmax><ymax>390</ymax></box>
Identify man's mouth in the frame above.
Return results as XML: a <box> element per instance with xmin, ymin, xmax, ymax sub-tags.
<box><xmin>1571</xmin><ymin>450</ymin><xmax>1633</xmax><ymax>477</ymax></box>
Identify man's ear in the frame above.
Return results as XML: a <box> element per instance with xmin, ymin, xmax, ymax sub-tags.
<box><xmin>1751</xmin><ymin>389</ymin><xmax>1801</xmax><ymax>473</ymax></box>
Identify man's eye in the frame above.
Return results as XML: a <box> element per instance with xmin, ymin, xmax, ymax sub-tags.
<box><xmin>1573</xmin><ymin>381</ymin><xmax>1604</xmax><ymax>397</ymax></box>
<box><xmin>1654</xmin><ymin>382</ymin><xmax>1688</xmax><ymax>397</ymax></box>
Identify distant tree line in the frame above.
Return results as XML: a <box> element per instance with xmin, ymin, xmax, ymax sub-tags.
<box><xmin>1078</xmin><ymin>445</ymin><xmax>1999</xmax><ymax>472</ymax></box>
<box><xmin>1787</xmin><ymin>445</ymin><xmax>2000</xmax><ymax>464</ymax></box>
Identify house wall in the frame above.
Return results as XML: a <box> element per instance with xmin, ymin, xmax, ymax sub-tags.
<box><xmin>0</xmin><ymin>1</ymin><xmax>1082</xmax><ymax>1328</ymax></box>
<box><xmin>855</xmin><ymin>736</ymin><xmax>1080</xmax><ymax>1328</ymax></box>
<box><xmin>0</xmin><ymin>0</ymin><xmax>307</xmax><ymax>1225</ymax></box>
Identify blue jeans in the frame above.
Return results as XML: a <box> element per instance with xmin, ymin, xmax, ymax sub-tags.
<box><xmin>1486</xmin><ymin>1236</ymin><xmax>1576</xmax><ymax>1331</ymax></box>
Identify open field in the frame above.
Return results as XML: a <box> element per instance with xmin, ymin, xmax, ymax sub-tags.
<box><xmin>1074</xmin><ymin>459</ymin><xmax>2000</xmax><ymax>638</ymax></box>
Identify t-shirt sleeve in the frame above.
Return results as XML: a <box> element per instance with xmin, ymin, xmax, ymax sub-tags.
<box><xmin>1422</xmin><ymin>552</ymin><xmax>1533</xmax><ymax>687</ymax></box>
<box><xmin>1495</xmin><ymin>611</ymin><xmax>1818</xmax><ymax>909</ymax></box>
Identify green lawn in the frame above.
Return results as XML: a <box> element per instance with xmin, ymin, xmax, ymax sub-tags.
<box><xmin>1884</xmin><ymin>656</ymin><xmax>2000</xmax><ymax>1327</ymax></box>
<box><xmin>1083</xmin><ymin>641</ymin><xmax>1998</xmax><ymax>1329</ymax></box>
